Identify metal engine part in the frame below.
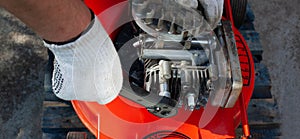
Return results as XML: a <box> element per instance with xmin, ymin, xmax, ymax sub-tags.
<box><xmin>133</xmin><ymin>32</ymin><xmax>227</xmax><ymax>112</ymax></box>
<box><xmin>119</xmin><ymin>0</ymin><xmax>243</xmax><ymax>117</ymax></box>
<box><xmin>131</xmin><ymin>0</ymin><xmax>209</xmax><ymax>41</ymax></box>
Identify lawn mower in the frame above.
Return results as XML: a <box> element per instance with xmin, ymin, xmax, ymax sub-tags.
<box><xmin>65</xmin><ymin>0</ymin><xmax>255</xmax><ymax>138</ymax></box>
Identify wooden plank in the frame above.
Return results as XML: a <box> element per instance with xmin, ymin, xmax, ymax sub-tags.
<box><xmin>43</xmin><ymin>133</ymin><xmax>67</xmax><ymax>139</ymax></box>
<box><xmin>43</xmin><ymin>101</ymin><xmax>70</xmax><ymax>107</ymax></box>
<box><xmin>252</xmin><ymin>63</ymin><xmax>272</xmax><ymax>99</ymax></box>
<box><xmin>42</xmin><ymin>102</ymin><xmax>87</xmax><ymax>133</ymax></box>
<box><xmin>67</xmin><ymin>132</ymin><xmax>96</xmax><ymax>139</ymax></box>
<box><xmin>247</xmin><ymin>99</ymin><xmax>279</xmax><ymax>125</ymax></box>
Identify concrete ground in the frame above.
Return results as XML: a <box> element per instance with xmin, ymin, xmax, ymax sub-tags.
<box><xmin>0</xmin><ymin>9</ymin><xmax>47</xmax><ymax>139</ymax></box>
<box><xmin>0</xmin><ymin>0</ymin><xmax>299</xmax><ymax>139</ymax></box>
<box><xmin>249</xmin><ymin>0</ymin><xmax>300</xmax><ymax>138</ymax></box>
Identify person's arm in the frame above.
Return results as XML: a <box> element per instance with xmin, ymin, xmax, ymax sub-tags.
<box><xmin>0</xmin><ymin>0</ymin><xmax>123</xmax><ymax>104</ymax></box>
<box><xmin>0</xmin><ymin>0</ymin><xmax>91</xmax><ymax>42</ymax></box>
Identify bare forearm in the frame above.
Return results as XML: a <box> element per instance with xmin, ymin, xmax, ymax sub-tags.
<box><xmin>0</xmin><ymin>0</ymin><xmax>91</xmax><ymax>42</ymax></box>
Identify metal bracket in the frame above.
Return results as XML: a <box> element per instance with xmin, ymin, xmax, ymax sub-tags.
<box><xmin>222</xmin><ymin>20</ymin><xmax>243</xmax><ymax>108</ymax></box>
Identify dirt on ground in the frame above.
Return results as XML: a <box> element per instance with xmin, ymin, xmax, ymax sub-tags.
<box><xmin>0</xmin><ymin>1</ymin><xmax>299</xmax><ymax>139</ymax></box>
<box><xmin>0</xmin><ymin>8</ymin><xmax>47</xmax><ymax>139</ymax></box>
<box><xmin>249</xmin><ymin>0</ymin><xmax>300</xmax><ymax>138</ymax></box>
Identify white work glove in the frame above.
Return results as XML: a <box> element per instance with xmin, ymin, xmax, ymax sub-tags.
<box><xmin>44</xmin><ymin>16</ymin><xmax>123</xmax><ymax>104</ymax></box>
<box><xmin>176</xmin><ymin>0</ymin><xmax>224</xmax><ymax>29</ymax></box>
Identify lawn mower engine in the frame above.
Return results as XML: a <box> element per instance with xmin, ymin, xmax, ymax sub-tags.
<box><xmin>72</xmin><ymin>0</ymin><xmax>255</xmax><ymax>138</ymax></box>
<box><xmin>117</xmin><ymin>0</ymin><xmax>243</xmax><ymax>118</ymax></box>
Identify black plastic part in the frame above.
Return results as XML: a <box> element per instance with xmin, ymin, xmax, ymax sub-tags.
<box><xmin>121</xmin><ymin>79</ymin><xmax>178</xmax><ymax>118</ymax></box>
<box><xmin>146</xmin><ymin>96</ymin><xmax>178</xmax><ymax>118</ymax></box>
<box><xmin>231</xmin><ymin>0</ymin><xmax>248</xmax><ymax>29</ymax></box>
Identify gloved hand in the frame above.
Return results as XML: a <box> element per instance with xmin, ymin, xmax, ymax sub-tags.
<box><xmin>44</xmin><ymin>16</ymin><xmax>123</xmax><ymax>104</ymax></box>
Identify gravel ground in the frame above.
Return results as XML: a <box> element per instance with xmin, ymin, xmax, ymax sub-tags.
<box><xmin>0</xmin><ymin>1</ymin><xmax>299</xmax><ymax>139</ymax></box>
<box><xmin>249</xmin><ymin>0</ymin><xmax>300</xmax><ymax>138</ymax></box>
<box><xmin>0</xmin><ymin>8</ymin><xmax>47</xmax><ymax>139</ymax></box>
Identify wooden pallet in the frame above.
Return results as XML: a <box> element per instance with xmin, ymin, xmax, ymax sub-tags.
<box><xmin>235</xmin><ymin>6</ymin><xmax>281</xmax><ymax>139</ymax></box>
